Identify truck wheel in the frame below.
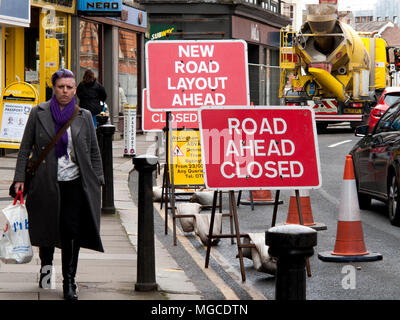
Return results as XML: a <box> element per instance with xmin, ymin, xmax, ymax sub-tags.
<box><xmin>350</xmin><ymin>122</ymin><xmax>360</xmax><ymax>130</ymax></box>
<box><xmin>317</xmin><ymin>123</ymin><xmax>328</xmax><ymax>133</ymax></box>
<box><xmin>388</xmin><ymin>174</ymin><xmax>400</xmax><ymax>226</ymax></box>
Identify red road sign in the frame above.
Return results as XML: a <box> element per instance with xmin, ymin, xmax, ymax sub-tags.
<box><xmin>198</xmin><ymin>106</ymin><xmax>321</xmax><ymax>190</ymax></box>
<box><xmin>142</xmin><ymin>89</ymin><xmax>199</xmax><ymax>131</ymax></box>
<box><xmin>145</xmin><ymin>40</ymin><xmax>249</xmax><ymax>112</ymax></box>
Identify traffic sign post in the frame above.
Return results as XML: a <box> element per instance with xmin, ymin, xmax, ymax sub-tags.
<box><xmin>145</xmin><ymin>40</ymin><xmax>250</xmax><ymax>246</ymax></box>
<box><xmin>165</xmin><ymin>126</ymin><xmax>208</xmax><ymax>245</ymax></box>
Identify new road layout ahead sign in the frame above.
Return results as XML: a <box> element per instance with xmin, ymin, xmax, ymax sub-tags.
<box><xmin>198</xmin><ymin>106</ymin><xmax>322</xmax><ymax>190</ymax></box>
<box><xmin>145</xmin><ymin>40</ymin><xmax>250</xmax><ymax>112</ymax></box>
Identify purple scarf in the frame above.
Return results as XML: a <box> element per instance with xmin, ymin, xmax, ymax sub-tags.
<box><xmin>50</xmin><ymin>95</ymin><xmax>76</xmax><ymax>158</ymax></box>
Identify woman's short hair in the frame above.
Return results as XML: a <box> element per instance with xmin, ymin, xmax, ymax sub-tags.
<box><xmin>82</xmin><ymin>69</ymin><xmax>96</xmax><ymax>84</ymax></box>
<box><xmin>51</xmin><ymin>69</ymin><xmax>75</xmax><ymax>87</ymax></box>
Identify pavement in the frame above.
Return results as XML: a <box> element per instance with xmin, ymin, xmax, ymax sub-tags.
<box><xmin>0</xmin><ymin>131</ymin><xmax>203</xmax><ymax>300</ymax></box>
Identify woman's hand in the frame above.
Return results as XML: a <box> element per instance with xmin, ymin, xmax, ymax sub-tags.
<box><xmin>14</xmin><ymin>182</ymin><xmax>24</xmax><ymax>194</ymax></box>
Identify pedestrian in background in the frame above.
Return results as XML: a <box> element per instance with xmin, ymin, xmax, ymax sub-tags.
<box><xmin>76</xmin><ymin>69</ymin><xmax>107</xmax><ymax>128</ymax></box>
<box><xmin>118</xmin><ymin>83</ymin><xmax>127</xmax><ymax>116</ymax></box>
<box><xmin>12</xmin><ymin>68</ymin><xmax>105</xmax><ymax>300</ymax></box>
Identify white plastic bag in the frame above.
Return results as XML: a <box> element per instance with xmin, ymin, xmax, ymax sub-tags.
<box><xmin>0</xmin><ymin>191</ymin><xmax>33</xmax><ymax>264</ymax></box>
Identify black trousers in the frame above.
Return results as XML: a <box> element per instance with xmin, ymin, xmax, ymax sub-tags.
<box><xmin>39</xmin><ymin>177</ymin><xmax>88</xmax><ymax>265</ymax></box>
<box><xmin>58</xmin><ymin>177</ymin><xmax>88</xmax><ymax>241</ymax></box>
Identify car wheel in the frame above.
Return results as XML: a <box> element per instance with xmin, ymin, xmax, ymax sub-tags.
<box><xmin>358</xmin><ymin>192</ymin><xmax>371</xmax><ymax>210</ymax></box>
<box><xmin>388</xmin><ymin>174</ymin><xmax>400</xmax><ymax>226</ymax></box>
<box><xmin>355</xmin><ymin>170</ymin><xmax>371</xmax><ymax>209</ymax></box>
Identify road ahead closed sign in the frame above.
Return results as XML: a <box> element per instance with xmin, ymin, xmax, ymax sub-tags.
<box><xmin>145</xmin><ymin>40</ymin><xmax>249</xmax><ymax>111</ymax></box>
<box><xmin>198</xmin><ymin>106</ymin><xmax>321</xmax><ymax>190</ymax></box>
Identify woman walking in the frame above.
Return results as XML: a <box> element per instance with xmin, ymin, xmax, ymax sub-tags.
<box><xmin>76</xmin><ymin>69</ymin><xmax>107</xmax><ymax>127</ymax></box>
<box><xmin>12</xmin><ymin>68</ymin><xmax>104</xmax><ymax>300</ymax></box>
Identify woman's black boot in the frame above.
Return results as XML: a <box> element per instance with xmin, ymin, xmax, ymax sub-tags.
<box><xmin>62</xmin><ymin>239</ymin><xmax>80</xmax><ymax>300</ymax></box>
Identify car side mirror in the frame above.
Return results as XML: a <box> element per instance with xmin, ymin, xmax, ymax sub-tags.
<box><xmin>355</xmin><ymin>125</ymin><xmax>370</xmax><ymax>137</ymax></box>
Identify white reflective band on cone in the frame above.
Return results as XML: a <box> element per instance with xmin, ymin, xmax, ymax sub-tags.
<box><xmin>338</xmin><ymin>179</ymin><xmax>361</xmax><ymax>222</ymax></box>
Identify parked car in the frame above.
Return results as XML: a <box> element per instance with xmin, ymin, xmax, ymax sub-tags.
<box><xmin>367</xmin><ymin>86</ymin><xmax>400</xmax><ymax>131</ymax></box>
<box><xmin>350</xmin><ymin>101</ymin><xmax>400</xmax><ymax>226</ymax></box>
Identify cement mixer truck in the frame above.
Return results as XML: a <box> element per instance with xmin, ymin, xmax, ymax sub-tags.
<box><xmin>279</xmin><ymin>3</ymin><xmax>392</xmax><ymax>131</ymax></box>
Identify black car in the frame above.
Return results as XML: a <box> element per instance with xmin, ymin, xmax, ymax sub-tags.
<box><xmin>350</xmin><ymin>102</ymin><xmax>400</xmax><ymax>226</ymax></box>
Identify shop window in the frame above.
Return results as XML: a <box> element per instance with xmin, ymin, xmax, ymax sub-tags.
<box><xmin>118</xmin><ymin>29</ymin><xmax>137</xmax><ymax>114</ymax></box>
<box><xmin>44</xmin><ymin>12</ymin><xmax>68</xmax><ymax>99</ymax></box>
<box><xmin>79</xmin><ymin>21</ymin><xmax>100</xmax><ymax>80</ymax></box>
<box><xmin>23</xmin><ymin>8</ymin><xmax>69</xmax><ymax>101</ymax></box>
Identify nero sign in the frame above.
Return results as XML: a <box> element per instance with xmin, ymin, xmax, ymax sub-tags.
<box><xmin>145</xmin><ymin>40</ymin><xmax>249</xmax><ymax>111</ymax></box>
<box><xmin>77</xmin><ymin>0</ymin><xmax>122</xmax><ymax>16</ymax></box>
<box><xmin>198</xmin><ymin>106</ymin><xmax>322</xmax><ymax>190</ymax></box>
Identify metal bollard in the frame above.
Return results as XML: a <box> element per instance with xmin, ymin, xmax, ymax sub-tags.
<box><xmin>133</xmin><ymin>155</ymin><xmax>159</xmax><ymax>291</ymax></box>
<box><xmin>98</xmin><ymin>124</ymin><xmax>116</xmax><ymax>214</ymax></box>
<box><xmin>265</xmin><ymin>224</ymin><xmax>317</xmax><ymax>300</ymax></box>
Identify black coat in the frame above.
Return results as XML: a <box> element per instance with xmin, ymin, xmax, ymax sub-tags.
<box><xmin>14</xmin><ymin>101</ymin><xmax>105</xmax><ymax>252</ymax></box>
<box><xmin>76</xmin><ymin>81</ymin><xmax>107</xmax><ymax>115</ymax></box>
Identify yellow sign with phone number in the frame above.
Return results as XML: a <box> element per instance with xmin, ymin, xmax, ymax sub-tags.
<box><xmin>168</xmin><ymin>129</ymin><xmax>204</xmax><ymax>186</ymax></box>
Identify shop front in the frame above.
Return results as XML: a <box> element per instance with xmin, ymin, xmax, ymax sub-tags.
<box><xmin>73</xmin><ymin>2</ymin><xmax>147</xmax><ymax>132</ymax></box>
<box><xmin>231</xmin><ymin>15</ymin><xmax>282</xmax><ymax>105</ymax></box>
<box><xmin>0</xmin><ymin>1</ymin><xmax>31</xmax><ymax>92</ymax></box>
<box><xmin>4</xmin><ymin>1</ymin><xmax>75</xmax><ymax>103</ymax></box>
<box><xmin>142</xmin><ymin>0</ymin><xmax>290</xmax><ymax>106</ymax></box>
<box><xmin>0</xmin><ymin>1</ymin><xmax>31</xmax><ymax>150</ymax></box>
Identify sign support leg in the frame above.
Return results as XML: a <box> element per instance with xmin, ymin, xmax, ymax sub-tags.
<box><xmin>227</xmin><ymin>191</ymin><xmax>234</xmax><ymax>245</ymax></box>
<box><xmin>163</xmin><ymin>112</ymin><xmax>171</xmax><ymax>235</ymax></box>
<box><xmin>271</xmin><ymin>190</ymin><xmax>281</xmax><ymax>227</ymax></box>
<box><xmin>166</xmin><ymin>112</ymin><xmax>179</xmax><ymax>246</ymax></box>
<box><xmin>171</xmin><ymin>185</ymin><xmax>177</xmax><ymax>246</ymax></box>
<box><xmin>205</xmin><ymin>190</ymin><xmax>219</xmax><ymax>268</ymax></box>
<box><xmin>204</xmin><ymin>190</ymin><xmax>247</xmax><ymax>281</ymax></box>
<box><xmin>236</xmin><ymin>190</ymin><xmax>241</xmax><ymax>207</ymax></box>
<box><xmin>295</xmin><ymin>189</ymin><xmax>312</xmax><ymax>277</ymax></box>
<box><xmin>163</xmin><ymin>165</ymin><xmax>169</xmax><ymax>235</ymax></box>
<box><xmin>160</xmin><ymin>163</ymin><xmax>166</xmax><ymax>210</ymax></box>
<box><xmin>249</xmin><ymin>191</ymin><xmax>255</xmax><ymax>211</ymax></box>
<box><xmin>230</xmin><ymin>190</ymin><xmax>246</xmax><ymax>282</ymax></box>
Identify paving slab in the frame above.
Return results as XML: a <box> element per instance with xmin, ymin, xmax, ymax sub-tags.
<box><xmin>0</xmin><ymin>133</ymin><xmax>202</xmax><ymax>301</ymax></box>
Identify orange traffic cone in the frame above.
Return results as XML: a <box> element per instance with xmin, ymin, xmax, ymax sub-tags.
<box><xmin>285</xmin><ymin>189</ymin><xmax>327</xmax><ymax>231</ymax></box>
<box><xmin>238</xmin><ymin>189</ymin><xmax>281</xmax><ymax>209</ymax></box>
<box><xmin>318</xmin><ymin>155</ymin><xmax>383</xmax><ymax>262</ymax></box>
<box><xmin>248</xmin><ymin>190</ymin><xmax>274</xmax><ymax>202</ymax></box>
